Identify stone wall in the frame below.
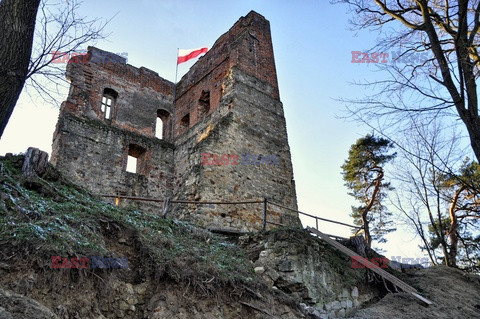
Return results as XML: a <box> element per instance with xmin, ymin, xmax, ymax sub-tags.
<box><xmin>174</xmin><ymin>10</ymin><xmax>279</xmax><ymax>136</ymax></box>
<box><xmin>171</xmin><ymin>11</ymin><xmax>298</xmax><ymax>231</ymax></box>
<box><xmin>60</xmin><ymin>46</ymin><xmax>174</xmax><ymax>140</ymax></box>
<box><xmin>240</xmin><ymin>229</ymin><xmax>381</xmax><ymax>319</ymax></box>
<box><xmin>51</xmin><ymin>11</ymin><xmax>300</xmax><ymax>230</ymax></box>
<box><xmin>51</xmin><ymin>113</ymin><xmax>175</xmax><ymax>213</ymax></box>
<box><xmin>171</xmin><ymin>66</ymin><xmax>299</xmax><ymax>231</ymax></box>
<box><xmin>50</xmin><ymin>46</ymin><xmax>176</xmax><ymax>213</ymax></box>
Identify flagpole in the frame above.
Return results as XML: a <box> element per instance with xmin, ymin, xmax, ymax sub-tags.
<box><xmin>171</xmin><ymin>48</ymin><xmax>178</xmax><ymax>142</ymax></box>
<box><xmin>175</xmin><ymin>48</ymin><xmax>179</xmax><ymax>85</ymax></box>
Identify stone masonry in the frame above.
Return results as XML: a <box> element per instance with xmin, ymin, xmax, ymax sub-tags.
<box><xmin>51</xmin><ymin>11</ymin><xmax>300</xmax><ymax>231</ymax></box>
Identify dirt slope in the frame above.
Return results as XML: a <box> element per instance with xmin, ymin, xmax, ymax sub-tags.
<box><xmin>1</xmin><ymin>154</ymin><xmax>480</xmax><ymax>319</ymax></box>
<box><xmin>352</xmin><ymin>266</ymin><xmax>480</xmax><ymax>319</ymax></box>
<box><xmin>0</xmin><ymin>154</ymin><xmax>307</xmax><ymax>318</ymax></box>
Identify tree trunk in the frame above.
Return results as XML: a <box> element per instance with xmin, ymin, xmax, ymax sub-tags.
<box><xmin>362</xmin><ymin>214</ymin><xmax>371</xmax><ymax>248</ymax></box>
<box><xmin>447</xmin><ymin>186</ymin><xmax>465</xmax><ymax>268</ymax></box>
<box><xmin>462</xmin><ymin>117</ymin><xmax>480</xmax><ymax>163</ymax></box>
<box><xmin>22</xmin><ymin>147</ymin><xmax>49</xmax><ymax>178</ymax></box>
<box><xmin>420</xmin><ymin>2</ymin><xmax>480</xmax><ymax>162</ymax></box>
<box><xmin>361</xmin><ymin>169</ymin><xmax>383</xmax><ymax>248</ymax></box>
<box><xmin>0</xmin><ymin>0</ymin><xmax>41</xmax><ymax>139</ymax></box>
<box><xmin>350</xmin><ymin>235</ymin><xmax>367</xmax><ymax>257</ymax></box>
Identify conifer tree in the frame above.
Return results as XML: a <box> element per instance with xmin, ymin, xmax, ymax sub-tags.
<box><xmin>342</xmin><ymin>134</ymin><xmax>396</xmax><ymax>248</ymax></box>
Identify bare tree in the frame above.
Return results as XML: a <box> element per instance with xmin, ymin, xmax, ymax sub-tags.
<box><xmin>439</xmin><ymin>160</ymin><xmax>480</xmax><ymax>267</ymax></box>
<box><xmin>391</xmin><ymin>120</ymin><xmax>457</xmax><ymax>266</ymax></box>
<box><xmin>0</xmin><ymin>0</ymin><xmax>109</xmax><ymax>139</ymax></box>
<box><xmin>335</xmin><ymin>0</ymin><xmax>480</xmax><ymax>162</ymax></box>
<box><xmin>391</xmin><ymin>118</ymin><xmax>479</xmax><ymax>269</ymax></box>
<box><xmin>26</xmin><ymin>0</ymin><xmax>110</xmax><ymax>105</ymax></box>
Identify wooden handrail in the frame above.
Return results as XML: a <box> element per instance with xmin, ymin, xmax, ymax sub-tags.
<box><xmin>101</xmin><ymin>195</ymin><xmax>263</xmax><ymax>205</ymax></box>
<box><xmin>267</xmin><ymin>200</ymin><xmax>361</xmax><ymax>229</ymax></box>
<box><xmin>100</xmin><ymin>194</ymin><xmax>361</xmax><ymax>235</ymax></box>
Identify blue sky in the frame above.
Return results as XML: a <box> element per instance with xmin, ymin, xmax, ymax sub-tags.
<box><xmin>0</xmin><ymin>0</ymin><xmax>427</xmax><ymax>260</ymax></box>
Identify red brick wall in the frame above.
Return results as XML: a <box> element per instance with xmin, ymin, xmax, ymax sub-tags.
<box><xmin>63</xmin><ymin>47</ymin><xmax>175</xmax><ymax>140</ymax></box>
<box><xmin>174</xmin><ymin>11</ymin><xmax>279</xmax><ymax>137</ymax></box>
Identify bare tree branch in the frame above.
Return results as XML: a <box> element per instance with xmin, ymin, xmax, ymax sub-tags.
<box><xmin>26</xmin><ymin>0</ymin><xmax>112</xmax><ymax>106</ymax></box>
<box><xmin>334</xmin><ymin>0</ymin><xmax>480</xmax><ymax>161</ymax></box>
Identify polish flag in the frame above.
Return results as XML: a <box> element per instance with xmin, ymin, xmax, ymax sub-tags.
<box><xmin>177</xmin><ymin>47</ymin><xmax>208</xmax><ymax>64</ymax></box>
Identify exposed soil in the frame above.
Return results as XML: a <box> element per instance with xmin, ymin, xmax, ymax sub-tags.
<box><xmin>351</xmin><ymin>266</ymin><xmax>480</xmax><ymax>319</ymax></box>
<box><xmin>1</xmin><ymin>155</ymin><xmax>479</xmax><ymax>319</ymax></box>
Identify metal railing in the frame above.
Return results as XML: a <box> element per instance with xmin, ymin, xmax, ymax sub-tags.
<box><xmin>266</xmin><ymin>199</ymin><xmax>360</xmax><ymax>230</ymax></box>
<box><xmin>101</xmin><ymin>194</ymin><xmax>362</xmax><ymax>237</ymax></box>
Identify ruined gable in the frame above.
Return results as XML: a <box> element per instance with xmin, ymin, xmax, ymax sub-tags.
<box><xmin>51</xmin><ymin>11</ymin><xmax>300</xmax><ymax>231</ymax></box>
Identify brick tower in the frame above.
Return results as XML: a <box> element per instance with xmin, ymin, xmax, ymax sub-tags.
<box><xmin>51</xmin><ymin>11</ymin><xmax>300</xmax><ymax>231</ymax></box>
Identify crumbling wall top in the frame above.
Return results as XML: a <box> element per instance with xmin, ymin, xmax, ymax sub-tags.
<box><xmin>176</xmin><ymin>10</ymin><xmax>279</xmax><ymax>100</ymax></box>
<box><xmin>62</xmin><ymin>46</ymin><xmax>175</xmax><ymax>139</ymax></box>
<box><xmin>172</xmin><ymin>10</ymin><xmax>280</xmax><ymax>137</ymax></box>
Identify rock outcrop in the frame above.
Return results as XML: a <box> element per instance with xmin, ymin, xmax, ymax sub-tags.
<box><xmin>240</xmin><ymin>229</ymin><xmax>381</xmax><ymax>318</ymax></box>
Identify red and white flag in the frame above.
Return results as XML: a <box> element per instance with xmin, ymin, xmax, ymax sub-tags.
<box><xmin>177</xmin><ymin>47</ymin><xmax>208</xmax><ymax>64</ymax></box>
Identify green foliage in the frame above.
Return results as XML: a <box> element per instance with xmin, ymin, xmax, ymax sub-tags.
<box><xmin>341</xmin><ymin>134</ymin><xmax>397</xmax><ymax>244</ymax></box>
<box><xmin>427</xmin><ymin>216</ymin><xmax>450</xmax><ymax>252</ymax></box>
<box><xmin>438</xmin><ymin>159</ymin><xmax>480</xmax><ymax>190</ymax></box>
<box><xmin>458</xmin><ymin>161</ymin><xmax>480</xmax><ymax>184</ymax></box>
<box><xmin>426</xmin><ymin>158</ymin><xmax>480</xmax><ymax>271</ymax></box>
<box><xmin>341</xmin><ymin>134</ymin><xmax>396</xmax><ymax>197</ymax></box>
<box><xmin>458</xmin><ymin>232</ymin><xmax>480</xmax><ymax>273</ymax></box>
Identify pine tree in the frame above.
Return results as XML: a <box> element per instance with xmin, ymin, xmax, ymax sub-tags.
<box><xmin>436</xmin><ymin>160</ymin><xmax>480</xmax><ymax>268</ymax></box>
<box><xmin>341</xmin><ymin>134</ymin><xmax>396</xmax><ymax>248</ymax></box>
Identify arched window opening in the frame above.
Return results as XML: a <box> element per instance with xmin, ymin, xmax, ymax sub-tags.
<box><xmin>155</xmin><ymin>117</ymin><xmax>163</xmax><ymax>139</ymax></box>
<box><xmin>181</xmin><ymin>113</ymin><xmax>190</xmax><ymax>128</ymax></box>
<box><xmin>156</xmin><ymin>109</ymin><xmax>170</xmax><ymax>140</ymax></box>
<box><xmin>101</xmin><ymin>88</ymin><xmax>118</xmax><ymax>120</ymax></box>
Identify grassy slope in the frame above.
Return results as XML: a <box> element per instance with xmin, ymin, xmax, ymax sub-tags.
<box><xmin>0</xmin><ymin>155</ymin><xmax>254</xmax><ymax>294</ymax></box>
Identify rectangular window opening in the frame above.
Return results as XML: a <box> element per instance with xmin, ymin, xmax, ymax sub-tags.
<box><xmin>181</xmin><ymin>113</ymin><xmax>190</xmax><ymax>128</ymax></box>
<box><xmin>198</xmin><ymin>90</ymin><xmax>210</xmax><ymax>116</ymax></box>
<box><xmin>126</xmin><ymin>155</ymin><xmax>137</xmax><ymax>173</ymax></box>
<box><xmin>126</xmin><ymin>144</ymin><xmax>146</xmax><ymax>174</ymax></box>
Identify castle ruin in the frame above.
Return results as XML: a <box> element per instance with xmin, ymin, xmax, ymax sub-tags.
<box><xmin>51</xmin><ymin>11</ymin><xmax>300</xmax><ymax>232</ymax></box>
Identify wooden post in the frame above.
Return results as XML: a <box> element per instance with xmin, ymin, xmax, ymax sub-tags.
<box><xmin>262</xmin><ymin>198</ymin><xmax>267</xmax><ymax>231</ymax></box>
<box><xmin>162</xmin><ymin>197</ymin><xmax>170</xmax><ymax>218</ymax></box>
<box><xmin>316</xmin><ymin>218</ymin><xmax>319</xmax><ymax>230</ymax></box>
